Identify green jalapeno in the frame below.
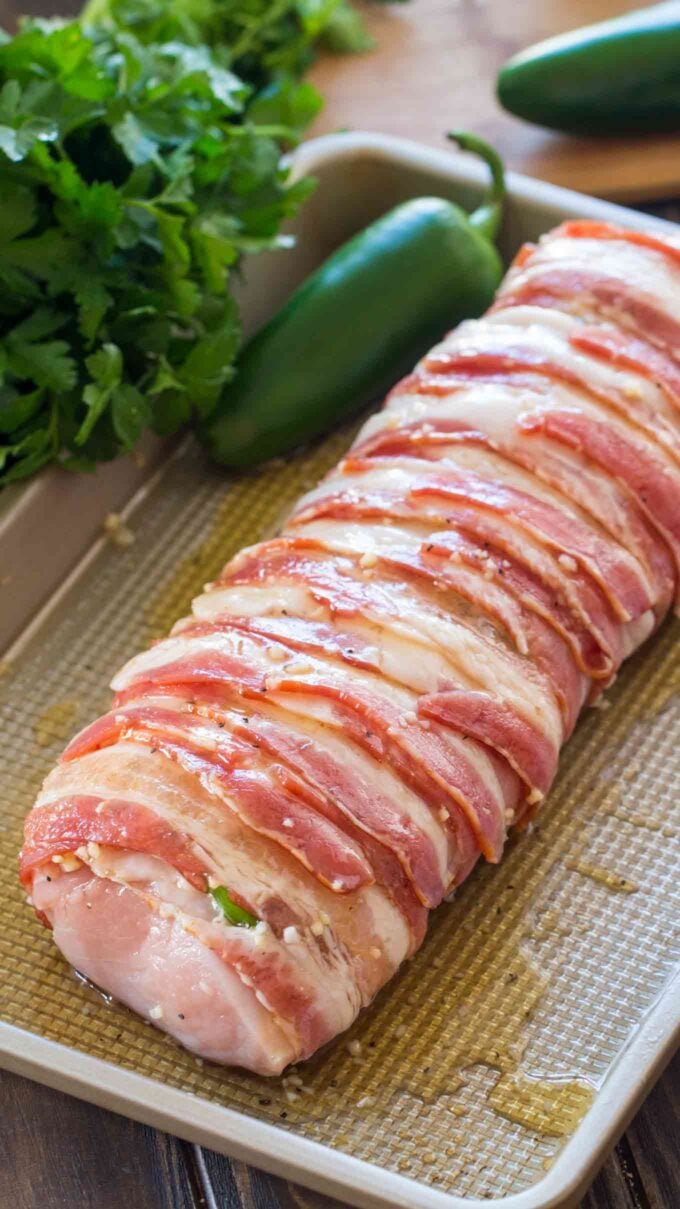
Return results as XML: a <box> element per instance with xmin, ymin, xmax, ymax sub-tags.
<box><xmin>200</xmin><ymin>133</ymin><xmax>505</xmax><ymax>468</ymax></box>
<box><xmin>497</xmin><ymin>2</ymin><xmax>680</xmax><ymax>136</ymax></box>
<box><xmin>210</xmin><ymin>885</ymin><xmax>258</xmax><ymax>928</ymax></box>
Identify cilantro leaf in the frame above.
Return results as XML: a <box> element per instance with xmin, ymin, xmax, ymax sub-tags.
<box><xmin>111</xmin><ymin>381</ymin><xmax>152</xmax><ymax>447</ymax></box>
<box><xmin>0</xmin><ymin>179</ymin><xmax>37</xmax><ymax>242</ymax></box>
<box><xmin>4</xmin><ymin>310</ymin><xmax>77</xmax><ymax>393</ymax></box>
<box><xmin>320</xmin><ymin>2</ymin><xmax>375</xmax><ymax>52</ymax></box>
<box><xmin>174</xmin><ymin>295</ymin><xmax>242</xmax><ymax>419</ymax></box>
<box><xmin>74</xmin><ymin>277</ymin><xmax>114</xmax><ymax>342</ymax></box>
<box><xmin>0</xmin><ymin>384</ymin><xmax>44</xmax><ymax>434</ymax></box>
<box><xmin>247</xmin><ymin>76</ymin><xmax>323</xmax><ymax>137</ymax></box>
<box><xmin>0</xmin><ymin>1</ymin><xmax>390</xmax><ymax>486</ymax></box>
<box><xmin>75</xmin><ymin>343</ymin><xmax>122</xmax><ymax>444</ymax></box>
<box><xmin>112</xmin><ymin>111</ymin><xmax>161</xmax><ymax>167</ymax></box>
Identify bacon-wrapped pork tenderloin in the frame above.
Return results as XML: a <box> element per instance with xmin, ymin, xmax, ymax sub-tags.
<box><xmin>21</xmin><ymin>220</ymin><xmax>680</xmax><ymax>1074</ymax></box>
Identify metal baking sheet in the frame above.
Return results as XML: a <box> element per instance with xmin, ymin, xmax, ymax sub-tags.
<box><xmin>1</xmin><ymin>133</ymin><xmax>678</xmax><ymax>1209</ymax></box>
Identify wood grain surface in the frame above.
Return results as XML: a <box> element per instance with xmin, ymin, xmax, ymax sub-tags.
<box><xmin>1</xmin><ymin>1054</ymin><xmax>678</xmax><ymax>1208</ymax></box>
<box><xmin>0</xmin><ymin>1</ymin><xmax>678</xmax><ymax>1206</ymax></box>
<box><xmin>308</xmin><ymin>0</ymin><xmax>680</xmax><ymax>201</ymax></box>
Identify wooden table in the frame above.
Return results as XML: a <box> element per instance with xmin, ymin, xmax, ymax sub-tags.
<box><xmin>1</xmin><ymin>2</ymin><xmax>678</xmax><ymax>1206</ymax></box>
<box><xmin>1</xmin><ymin>1052</ymin><xmax>679</xmax><ymax>1208</ymax></box>
<box><xmin>307</xmin><ymin>0</ymin><xmax>680</xmax><ymax>201</ymax></box>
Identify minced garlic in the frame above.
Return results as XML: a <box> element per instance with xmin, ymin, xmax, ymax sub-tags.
<box><xmin>52</xmin><ymin>852</ymin><xmax>82</xmax><ymax>872</ymax></box>
<box><xmin>103</xmin><ymin>512</ymin><xmax>135</xmax><ymax>548</ymax></box>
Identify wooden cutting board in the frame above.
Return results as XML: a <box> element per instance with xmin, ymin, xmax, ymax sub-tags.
<box><xmin>307</xmin><ymin>0</ymin><xmax>680</xmax><ymax>201</ymax></box>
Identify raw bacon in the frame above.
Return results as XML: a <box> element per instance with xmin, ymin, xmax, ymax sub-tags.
<box><xmin>21</xmin><ymin>219</ymin><xmax>679</xmax><ymax>1073</ymax></box>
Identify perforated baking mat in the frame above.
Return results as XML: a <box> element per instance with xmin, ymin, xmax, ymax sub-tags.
<box><xmin>1</xmin><ymin>137</ymin><xmax>679</xmax><ymax>1209</ymax></box>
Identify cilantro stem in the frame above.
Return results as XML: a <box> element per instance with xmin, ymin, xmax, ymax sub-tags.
<box><xmin>228</xmin><ymin>0</ymin><xmax>297</xmax><ymax>63</ymax></box>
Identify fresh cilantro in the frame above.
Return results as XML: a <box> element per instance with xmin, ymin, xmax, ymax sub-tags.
<box><xmin>0</xmin><ymin>1</ymin><xmax>391</xmax><ymax>485</ymax></box>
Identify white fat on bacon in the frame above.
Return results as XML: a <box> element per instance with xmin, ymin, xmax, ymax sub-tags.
<box><xmin>367</xmin><ymin>389</ymin><xmax>678</xmax><ymax>599</ymax></box>
<box><xmin>519</xmin><ymin>235</ymin><xmax>680</xmax><ymax>325</ymax></box>
<box><xmin>193</xmin><ymin>580</ymin><xmax>565</xmax><ymax>747</ymax></box>
<box><xmin>441</xmin><ymin>311</ymin><xmax>680</xmax><ymax>439</ymax></box>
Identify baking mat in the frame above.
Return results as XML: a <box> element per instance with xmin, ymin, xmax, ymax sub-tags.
<box><xmin>1</xmin><ymin>433</ymin><xmax>678</xmax><ymax>1202</ymax></box>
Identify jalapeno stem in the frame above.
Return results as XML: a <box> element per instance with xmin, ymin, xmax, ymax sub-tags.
<box><xmin>447</xmin><ymin>131</ymin><xmax>506</xmax><ymax>243</ymax></box>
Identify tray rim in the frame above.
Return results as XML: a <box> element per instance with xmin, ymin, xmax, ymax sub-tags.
<box><xmin>2</xmin><ymin>965</ymin><xmax>678</xmax><ymax>1209</ymax></box>
<box><xmin>287</xmin><ymin>131</ymin><xmax>679</xmax><ymax>234</ymax></box>
<box><xmin>2</xmin><ymin>130</ymin><xmax>679</xmax><ymax>1209</ymax></box>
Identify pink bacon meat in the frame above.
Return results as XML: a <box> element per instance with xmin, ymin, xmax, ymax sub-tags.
<box><xmin>21</xmin><ymin>219</ymin><xmax>679</xmax><ymax>1074</ymax></box>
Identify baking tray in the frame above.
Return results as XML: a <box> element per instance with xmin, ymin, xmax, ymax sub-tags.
<box><xmin>1</xmin><ymin>133</ymin><xmax>678</xmax><ymax>1209</ymax></box>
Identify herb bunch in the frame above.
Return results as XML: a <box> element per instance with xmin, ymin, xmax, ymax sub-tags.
<box><xmin>0</xmin><ymin>2</ymin><xmax>381</xmax><ymax>484</ymax></box>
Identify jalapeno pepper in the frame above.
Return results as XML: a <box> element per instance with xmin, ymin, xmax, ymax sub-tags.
<box><xmin>209</xmin><ymin>885</ymin><xmax>258</xmax><ymax>928</ymax></box>
<box><xmin>200</xmin><ymin>133</ymin><xmax>505</xmax><ymax>469</ymax></box>
<box><xmin>497</xmin><ymin>2</ymin><xmax>680</xmax><ymax>136</ymax></box>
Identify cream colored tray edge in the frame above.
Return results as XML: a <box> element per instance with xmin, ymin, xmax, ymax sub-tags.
<box><xmin>2</xmin><ymin>969</ymin><xmax>678</xmax><ymax>1209</ymax></box>
<box><xmin>1</xmin><ymin>133</ymin><xmax>678</xmax><ymax>1209</ymax></box>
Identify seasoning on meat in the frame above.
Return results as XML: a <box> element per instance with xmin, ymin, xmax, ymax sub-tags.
<box><xmin>20</xmin><ymin>220</ymin><xmax>680</xmax><ymax>1075</ymax></box>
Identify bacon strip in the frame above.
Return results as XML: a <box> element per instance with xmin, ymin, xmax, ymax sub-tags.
<box><xmin>361</xmin><ymin>383</ymin><xmax>677</xmax><ymax>612</ymax></box>
<box><xmin>553</xmin><ymin>220</ymin><xmax>680</xmax><ymax>272</ymax></box>
<box><xmin>20</xmin><ymin>795</ymin><xmax>209</xmax><ymax>889</ymax></box>
<box><xmin>570</xmin><ymin>327</ymin><xmax>680</xmax><ymax>416</ymax></box>
<box><xmin>520</xmin><ymin>409</ymin><xmax>680</xmax><ymax>583</ymax></box>
<box><xmin>112</xmin><ymin>638</ymin><xmax>502</xmax><ymax>863</ymax></box>
<box><xmin>418</xmin><ymin>691</ymin><xmax>557</xmax><ymax>797</ymax></box>
<box><xmin>62</xmin><ymin>707</ymin><xmax>375</xmax><ymax>895</ymax></box>
<box><xmin>292</xmin><ymin>467</ymin><xmax>650</xmax><ymax>627</ymax></box>
<box><xmin>494</xmin><ymin>269</ymin><xmax>680</xmax><ymax>360</ymax></box>
<box><xmin>418</xmin><ymin>347</ymin><xmax>680</xmax><ymax>462</ymax></box>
